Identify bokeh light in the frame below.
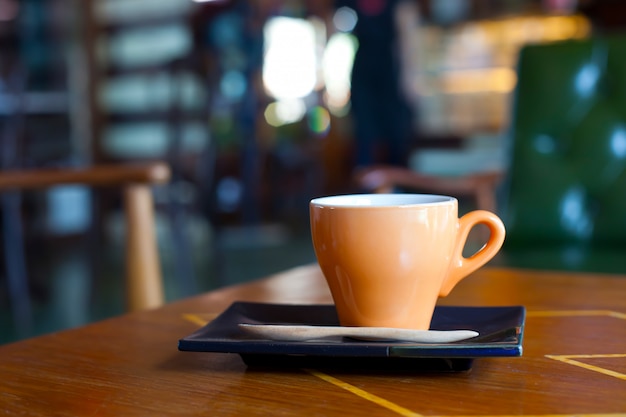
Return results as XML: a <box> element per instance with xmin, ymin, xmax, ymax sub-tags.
<box><xmin>0</xmin><ymin>0</ymin><xmax>19</xmax><ymax>21</ymax></box>
<box><xmin>333</xmin><ymin>7</ymin><xmax>358</xmax><ymax>32</ymax></box>
<box><xmin>264</xmin><ymin>99</ymin><xmax>307</xmax><ymax>127</ymax></box>
<box><xmin>220</xmin><ymin>69</ymin><xmax>247</xmax><ymax>101</ymax></box>
<box><xmin>263</xmin><ymin>17</ymin><xmax>317</xmax><ymax>100</ymax></box>
<box><xmin>322</xmin><ymin>33</ymin><xmax>357</xmax><ymax>115</ymax></box>
<box><xmin>307</xmin><ymin>106</ymin><xmax>331</xmax><ymax>136</ymax></box>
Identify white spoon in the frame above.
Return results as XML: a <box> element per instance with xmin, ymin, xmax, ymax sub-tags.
<box><xmin>238</xmin><ymin>323</ymin><xmax>478</xmax><ymax>343</ymax></box>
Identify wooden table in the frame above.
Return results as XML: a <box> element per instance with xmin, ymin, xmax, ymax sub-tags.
<box><xmin>1</xmin><ymin>265</ymin><xmax>625</xmax><ymax>416</ymax></box>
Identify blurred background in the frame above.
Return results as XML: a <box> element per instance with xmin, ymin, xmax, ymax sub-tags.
<box><xmin>0</xmin><ymin>0</ymin><xmax>624</xmax><ymax>343</ymax></box>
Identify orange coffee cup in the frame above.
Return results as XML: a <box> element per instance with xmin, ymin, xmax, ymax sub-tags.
<box><xmin>310</xmin><ymin>194</ymin><xmax>506</xmax><ymax>330</ymax></box>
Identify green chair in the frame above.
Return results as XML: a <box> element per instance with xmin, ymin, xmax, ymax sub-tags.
<box><xmin>357</xmin><ymin>34</ymin><xmax>626</xmax><ymax>273</ymax></box>
<box><xmin>498</xmin><ymin>33</ymin><xmax>626</xmax><ymax>273</ymax></box>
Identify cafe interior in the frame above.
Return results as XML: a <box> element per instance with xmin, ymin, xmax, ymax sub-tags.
<box><xmin>1</xmin><ymin>0</ymin><xmax>625</xmax><ymax>345</ymax></box>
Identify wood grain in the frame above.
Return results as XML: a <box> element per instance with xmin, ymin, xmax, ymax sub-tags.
<box><xmin>0</xmin><ymin>265</ymin><xmax>625</xmax><ymax>416</ymax></box>
<box><xmin>0</xmin><ymin>163</ymin><xmax>170</xmax><ymax>190</ymax></box>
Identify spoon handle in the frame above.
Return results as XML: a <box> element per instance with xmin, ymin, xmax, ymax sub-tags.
<box><xmin>239</xmin><ymin>324</ymin><xmax>478</xmax><ymax>343</ymax></box>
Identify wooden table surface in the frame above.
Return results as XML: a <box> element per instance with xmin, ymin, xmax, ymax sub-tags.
<box><xmin>1</xmin><ymin>265</ymin><xmax>625</xmax><ymax>416</ymax></box>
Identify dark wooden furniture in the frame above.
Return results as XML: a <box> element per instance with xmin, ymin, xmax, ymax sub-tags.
<box><xmin>0</xmin><ymin>264</ymin><xmax>624</xmax><ymax>415</ymax></box>
<box><xmin>355</xmin><ymin>165</ymin><xmax>503</xmax><ymax>213</ymax></box>
<box><xmin>0</xmin><ymin>162</ymin><xmax>171</xmax><ymax>335</ymax></box>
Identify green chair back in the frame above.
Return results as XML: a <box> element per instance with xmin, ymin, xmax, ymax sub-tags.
<box><xmin>499</xmin><ymin>34</ymin><xmax>626</xmax><ymax>272</ymax></box>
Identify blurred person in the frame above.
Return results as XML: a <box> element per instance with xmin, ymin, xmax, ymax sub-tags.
<box><xmin>336</xmin><ymin>0</ymin><xmax>420</xmax><ymax>168</ymax></box>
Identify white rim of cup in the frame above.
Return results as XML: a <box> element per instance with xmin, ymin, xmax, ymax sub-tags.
<box><xmin>310</xmin><ymin>194</ymin><xmax>457</xmax><ymax>207</ymax></box>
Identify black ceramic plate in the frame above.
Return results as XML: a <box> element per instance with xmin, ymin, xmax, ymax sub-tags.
<box><xmin>178</xmin><ymin>302</ymin><xmax>525</xmax><ymax>372</ymax></box>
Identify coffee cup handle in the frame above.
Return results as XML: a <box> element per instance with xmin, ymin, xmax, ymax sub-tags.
<box><xmin>439</xmin><ymin>210</ymin><xmax>506</xmax><ymax>297</ymax></box>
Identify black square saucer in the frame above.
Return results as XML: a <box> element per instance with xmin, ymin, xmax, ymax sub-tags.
<box><xmin>178</xmin><ymin>302</ymin><xmax>525</xmax><ymax>372</ymax></box>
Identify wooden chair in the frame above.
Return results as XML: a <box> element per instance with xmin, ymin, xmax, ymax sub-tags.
<box><xmin>355</xmin><ymin>165</ymin><xmax>503</xmax><ymax>213</ymax></box>
<box><xmin>0</xmin><ymin>162</ymin><xmax>171</xmax><ymax>334</ymax></box>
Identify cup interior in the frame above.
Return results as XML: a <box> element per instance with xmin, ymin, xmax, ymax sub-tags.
<box><xmin>310</xmin><ymin>194</ymin><xmax>455</xmax><ymax>207</ymax></box>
